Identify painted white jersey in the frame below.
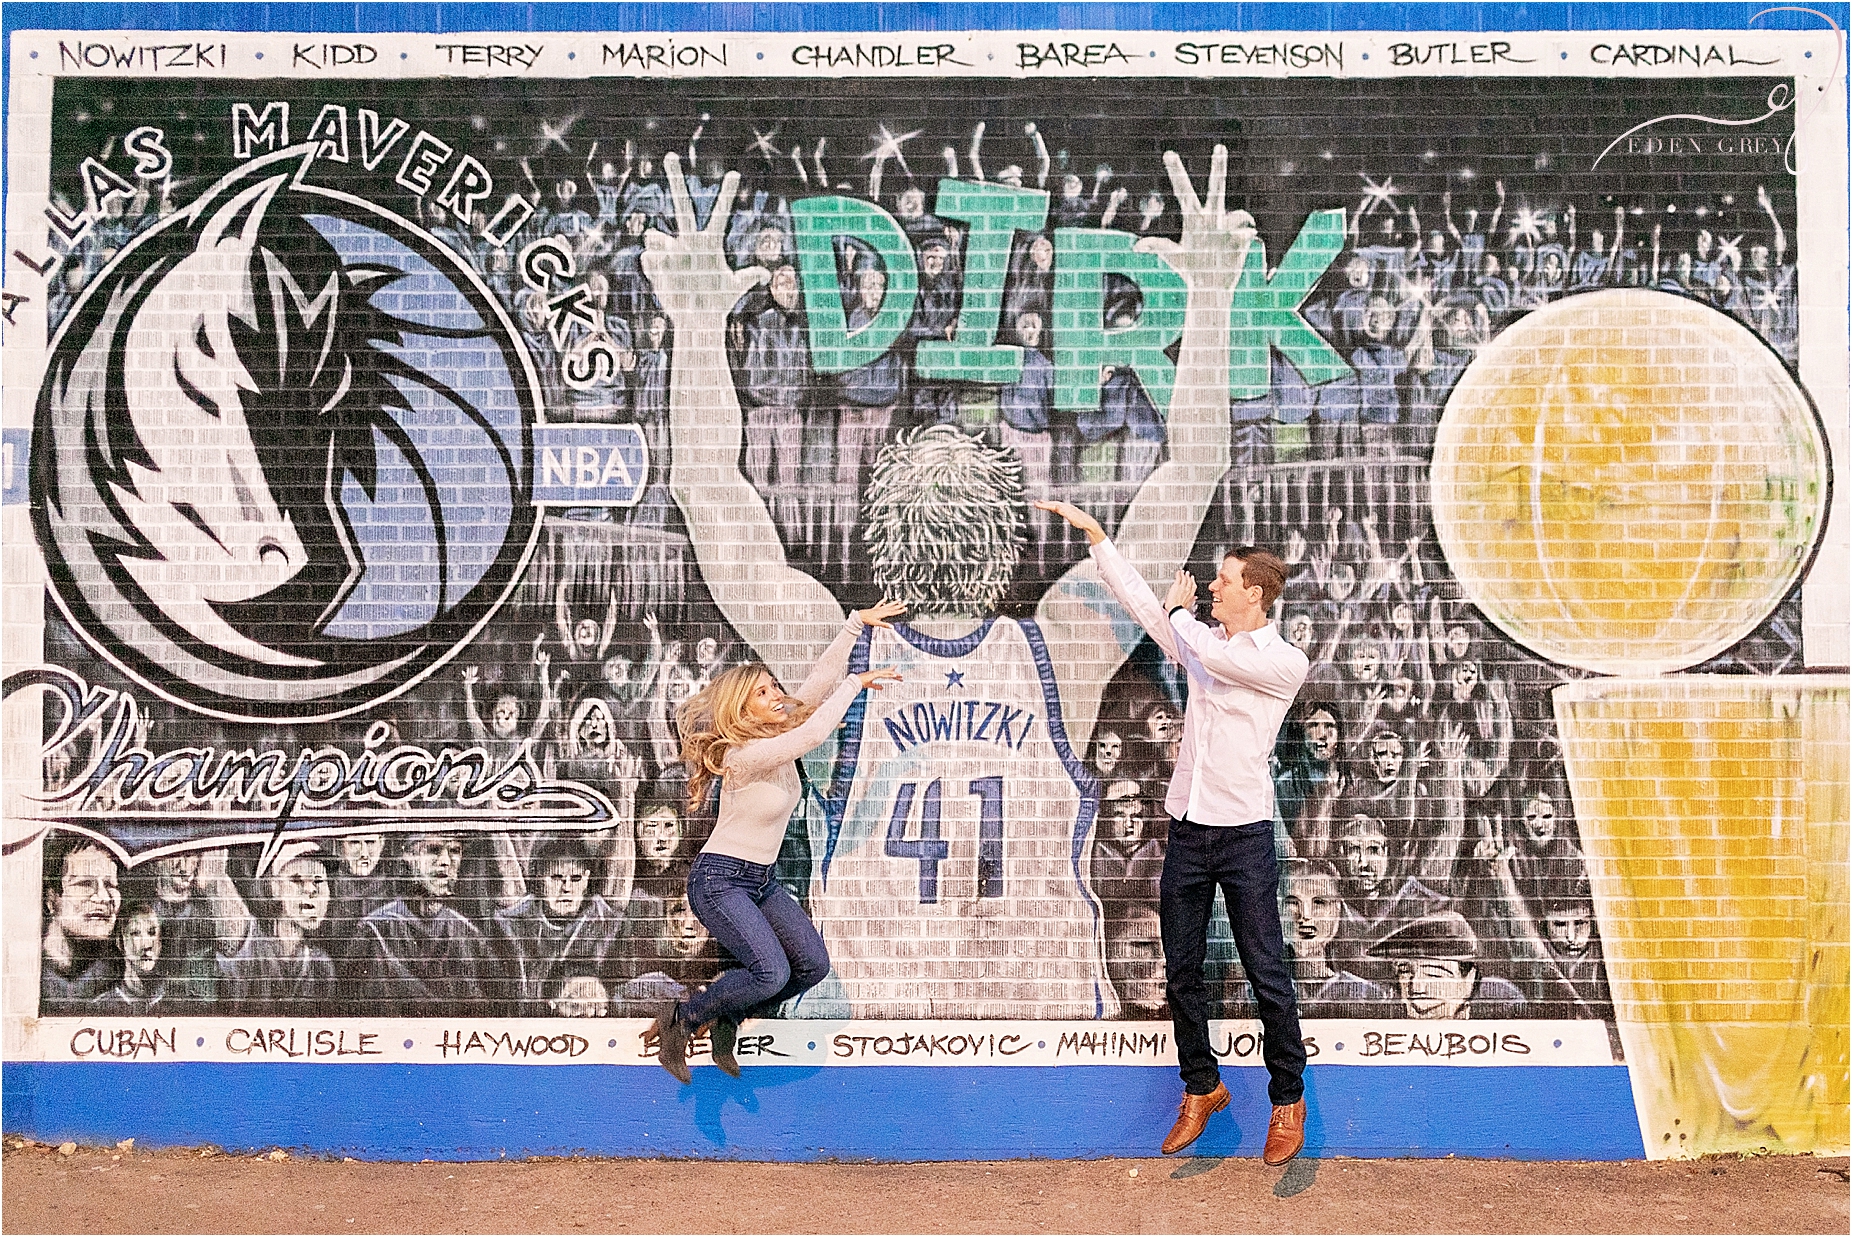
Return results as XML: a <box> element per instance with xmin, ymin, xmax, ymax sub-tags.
<box><xmin>808</xmin><ymin>618</ymin><xmax>1119</xmax><ymax>1020</ymax></box>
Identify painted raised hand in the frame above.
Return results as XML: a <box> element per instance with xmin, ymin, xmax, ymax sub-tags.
<box><xmin>640</xmin><ymin>152</ymin><xmax>768</xmax><ymax>325</ymax></box>
<box><xmin>1472</xmin><ymin>810</ymin><xmax>1514</xmax><ymax>863</ymax></box>
<box><xmin>614</xmin><ymin>741</ymin><xmax>645</xmax><ymax>791</ymax></box>
<box><xmin>1133</xmin><ymin>145</ymin><xmax>1256</xmax><ymax>294</ymax></box>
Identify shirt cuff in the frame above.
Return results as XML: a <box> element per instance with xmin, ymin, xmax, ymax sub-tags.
<box><xmin>830</xmin><ymin>674</ymin><xmax>866</xmax><ymax>710</ymax></box>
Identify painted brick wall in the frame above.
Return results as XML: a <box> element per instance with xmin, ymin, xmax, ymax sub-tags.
<box><xmin>2</xmin><ymin>12</ymin><xmax>1845</xmax><ymax>1161</ymax></box>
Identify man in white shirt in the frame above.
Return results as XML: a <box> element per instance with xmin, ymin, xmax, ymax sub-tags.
<box><xmin>1038</xmin><ymin>499</ymin><xmax>1312</xmax><ymax>1165</ymax></box>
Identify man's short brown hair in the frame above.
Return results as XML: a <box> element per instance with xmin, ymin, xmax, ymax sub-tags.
<box><xmin>1229</xmin><ymin>547</ymin><xmax>1288</xmax><ymax>611</ymax></box>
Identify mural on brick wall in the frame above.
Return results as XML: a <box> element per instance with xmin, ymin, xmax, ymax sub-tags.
<box><xmin>3</xmin><ymin>50</ymin><xmax>1842</xmax><ymax>1152</ymax></box>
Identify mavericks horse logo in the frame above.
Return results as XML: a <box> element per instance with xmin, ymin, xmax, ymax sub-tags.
<box><xmin>33</xmin><ymin>147</ymin><xmax>540</xmax><ymax>721</ymax></box>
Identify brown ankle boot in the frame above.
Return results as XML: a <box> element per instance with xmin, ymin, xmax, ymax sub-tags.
<box><xmin>647</xmin><ymin>1009</ymin><xmax>692</xmax><ymax>1085</ymax></box>
<box><xmin>1161</xmin><ymin>1083</ymin><xmax>1229</xmax><ymax>1154</ymax></box>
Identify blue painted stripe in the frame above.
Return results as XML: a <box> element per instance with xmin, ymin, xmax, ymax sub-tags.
<box><xmin>818</xmin><ymin>623</ymin><xmax>874</xmax><ymax>884</ymax></box>
<box><xmin>2</xmin><ymin>1061</ymin><xmax>1647</xmax><ymax>1161</ymax></box>
<box><xmin>1019</xmin><ymin>617</ymin><xmax>1108</xmax><ymax>1018</ymax></box>
<box><xmin>3</xmin><ymin>3</ymin><xmax>1844</xmax><ymax>35</ymax></box>
<box><xmin>891</xmin><ymin>617</ymin><xmax>997</xmax><ymax>659</ymax></box>
<box><xmin>2</xmin><ymin>4</ymin><xmax>1840</xmax><ymax>290</ymax></box>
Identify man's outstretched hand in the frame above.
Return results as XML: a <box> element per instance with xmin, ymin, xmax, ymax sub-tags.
<box><xmin>640</xmin><ymin>152</ymin><xmax>768</xmax><ymax>324</ymax></box>
<box><xmin>1034</xmin><ymin>499</ymin><xmax>1108</xmax><ymax>546</ymax></box>
<box><xmin>1133</xmin><ymin>144</ymin><xmax>1256</xmax><ymax>295</ymax></box>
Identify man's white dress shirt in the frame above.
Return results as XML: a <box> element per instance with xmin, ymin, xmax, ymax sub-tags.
<box><xmin>1090</xmin><ymin>539</ymin><xmax>1309</xmax><ymax>827</ymax></box>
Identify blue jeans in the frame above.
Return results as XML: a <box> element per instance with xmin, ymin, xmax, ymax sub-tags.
<box><xmin>1160</xmin><ymin>817</ymin><xmax>1307</xmax><ymax>1105</ymax></box>
<box><xmin>677</xmin><ymin>852</ymin><xmax>831</xmax><ymax>1030</ymax></box>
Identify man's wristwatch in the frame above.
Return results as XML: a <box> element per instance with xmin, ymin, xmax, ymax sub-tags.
<box><xmin>1168</xmin><ymin>605</ymin><xmax>1192</xmax><ymax>622</ymax></box>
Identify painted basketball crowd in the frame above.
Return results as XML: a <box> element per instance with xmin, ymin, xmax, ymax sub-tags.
<box><xmin>1082</xmin><ymin>499</ymin><xmax>1615</xmax><ymax>1028</ymax></box>
<box><xmin>34</xmin><ymin>118</ymin><xmax>1802</xmax><ymax>1032</ymax></box>
<box><xmin>36</xmin><ymin>579</ymin><xmax>752</xmax><ymax>1020</ymax></box>
<box><xmin>43</xmin><ymin>135</ymin><xmax>1800</xmax><ymax>497</ymax></box>
<box><xmin>38</xmin><ymin>532</ymin><xmax>1614</xmax><ymax>1029</ymax></box>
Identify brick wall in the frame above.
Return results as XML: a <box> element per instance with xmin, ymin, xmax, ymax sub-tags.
<box><xmin>6</xmin><ymin>31</ymin><xmax>1843</xmax><ymax>1159</ymax></box>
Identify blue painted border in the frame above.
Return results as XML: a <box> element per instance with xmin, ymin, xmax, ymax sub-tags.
<box><xmin>0</xmin><ymin>0</ymin><xmax>1821</xmax><ymax>1166</ymax></box>
<box><xmin>3</xmin><ymin>1062</ymin><xmax>1647</xmax><ymax>1160</ymax></box>
<box><xmin>3</xmin><ymin>3</ymin><xmax>1847</xmax><ymax>35</ymax></box>
<box><xmin>3</xmin><ymin>1</ymin><xmax>1844</xmax><ymax>204</ymax></box>
<box><xmin>4</xmin><ymin>3</ymin><xmax>1841</xmax><ymax>369</ymax></box>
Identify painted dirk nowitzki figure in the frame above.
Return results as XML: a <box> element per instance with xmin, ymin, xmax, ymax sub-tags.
<box><xmin>645</xmin><ymin>138</ymin><xmax>1258</xmax><ymax>1028</ymax></box>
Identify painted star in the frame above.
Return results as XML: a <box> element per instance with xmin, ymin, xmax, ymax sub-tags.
<box><xmin>1507</xmin><ymin>206</ymin><xmax>1546</xmax><ymax>247</ymax></box>
<box><xmin>945</xmin><ymin>671</ymin><xmax>965</xmax><ymax>688</ymax></box>
<box><xmin>1357</xmin><ymin>173</ymin><xmax>1399</xmax><ymax>216</ymax></box>
<box><xmin>750</xmin><ymin>125</ymin><xmax>782</xmax><ymax>161</ymax></box>
<box><xmin>861</xmin><ymin>124</ymin><xmax>923</xmax><ymax>179</ymax></box>
<box><xmin>538</xmin><ymin>112</ymin><xmax>581</xmax><ymax>155</ymax></box>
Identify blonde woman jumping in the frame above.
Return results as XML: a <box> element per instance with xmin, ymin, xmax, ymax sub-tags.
<box><xmin>646</xmin><ymin>601</ymin><xmax>905</xmax><ymax>1082</ymax></box>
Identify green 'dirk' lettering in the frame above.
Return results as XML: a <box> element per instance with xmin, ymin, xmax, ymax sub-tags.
<box><xmin>915</xmin><ymin>179</ymin><xmax>1049</xmax><ymax>385</ymax></box>
<box><xmin>792</xmin><ymin>195</ymin><xmax>918</xmax><ymax>374</ymax></box>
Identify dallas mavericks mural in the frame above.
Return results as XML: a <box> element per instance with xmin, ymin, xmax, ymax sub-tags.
<box><xmin>34</xmin><ymin>146</ymin><xmax>540</xmax><ymax>720</ymax></box>
<box><xmin>7</xmin><ymin>59</ymin><xmax>1832</xmax><ymax>1128</ymax></box>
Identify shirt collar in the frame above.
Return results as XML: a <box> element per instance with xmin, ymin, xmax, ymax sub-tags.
<box><xmin>1208</xmin><ymin>622</ymin><xmax>1281</xmax><ymax>647</ymax></box>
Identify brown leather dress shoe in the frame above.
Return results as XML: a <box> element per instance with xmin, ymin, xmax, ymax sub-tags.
<box><xmin>1263</xmin><ymin>1097</ymin><xmax>1306</xmax><ymax>1165</ymax></box>
<box><xmin>1161</xmin><ymin>1083</ymin><xmax>1229</xmax><ymax>1154</ymax></box>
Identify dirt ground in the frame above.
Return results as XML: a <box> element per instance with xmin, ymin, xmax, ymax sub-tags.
<box><xmin>3</xmin><ymin>1141</ymin><xmax>1847</xmax><ymax>1235</ymax></box>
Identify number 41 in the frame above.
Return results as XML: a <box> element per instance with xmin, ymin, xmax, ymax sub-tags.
<box><xmin>883</xmin><ymin>776</ymin><xmax>1004</xmax><ymax>903</ymax></box>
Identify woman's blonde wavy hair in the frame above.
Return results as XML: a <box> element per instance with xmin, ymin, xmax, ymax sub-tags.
<box><xmin>675</xmin><ymin>662</ymin><xmax>812</xmax><ymax>809</ymax></box>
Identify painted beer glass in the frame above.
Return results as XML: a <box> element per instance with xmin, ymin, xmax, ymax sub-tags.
<box><xmin>1432</xmin><ymin>289</ymin><xmax>1844</xmax><ymax>1157</ymax></box>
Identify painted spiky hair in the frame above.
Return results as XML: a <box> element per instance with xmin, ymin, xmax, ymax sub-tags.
<box><xmin>861</xmin><ymin>425</ymin><xmax>1026</xmax><ymax>617</ymax></box>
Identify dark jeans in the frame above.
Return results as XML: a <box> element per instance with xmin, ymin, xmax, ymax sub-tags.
<box><xmin>1160</xmin><ymin>817</ymin><xmax>1306</xmax><ymax>1104</ymax></box>
<box><xmin>677</xmin><ymin>852</ymin><xmax>831</xmax><ymax>1030</ymax></box>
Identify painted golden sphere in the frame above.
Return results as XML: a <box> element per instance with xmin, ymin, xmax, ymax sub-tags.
<box><xmin>1430</xmin><ymin>289</ymin><xmax>1828</xmax><ymax>675</ymax></box>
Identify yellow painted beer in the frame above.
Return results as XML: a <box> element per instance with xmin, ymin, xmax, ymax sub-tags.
<box><xmin>1555</xmin><ymin>676</ymin><xmax>1849</xmax><ymax>1158</ymax></box>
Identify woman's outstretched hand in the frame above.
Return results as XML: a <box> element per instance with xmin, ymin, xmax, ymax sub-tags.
<box><xmin>856</xmin><ymin>599</ymin><xmax>909</xmax><ymax>630</ymax></box>
<box><xmin>857</xmin><ymin>666</ymin><xmax>904</xmax><ymax>691</ymax></box>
